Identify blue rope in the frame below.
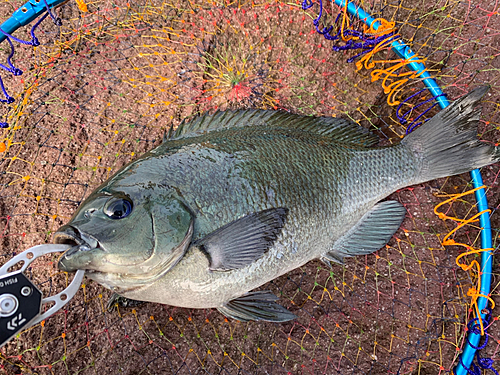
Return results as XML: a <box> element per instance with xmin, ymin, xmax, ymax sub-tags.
<box><xmin>457</xmin><ymin>308</ymin><xmax>498</xmax><ymax>375</ymax></box>
<box><xmin>302</xmin><ymin>0</ymin><xmax>399</xmax><ymax>62</ymax></box>
<box><xmin>395</xmin><ymin>89</ymin><xmax>447</xmax><ymax>133</ymax></box>
<box><xmin>0</xmin><ymin>75</ymin><xmax>14</xmax><ymax>104</ymax></box>
<box><xmin>302</xmin><ymin>0</ymin><xmax>445</xmax><ymax>133</ymax></box>
<box><xmin>303</xmin><ymin>0</ymin><xmax>496</xmax><ymax>373</ymax></box>
<box><xmin>43</xmin><ymin>0</ymin><xmax>62</xmax><ymax>26</ymax></box>
<box><xmin>397</xmin><ymin>89</ymin><xmax>433</xmax><ymax>123</ymax></box>
<box><xmin>0</xmin><ymin>4</ymin><xmax>59</xmax><ymax>126</ymax></box>
<box><xmin>29</xmin><ymin>12</ymin><xmax>51</xmax><ymax>47</ymax></box>
<box><xmin>0</xmin><ymin>31</ymin><xmax>23</xmax><ymax>76</ymax></box>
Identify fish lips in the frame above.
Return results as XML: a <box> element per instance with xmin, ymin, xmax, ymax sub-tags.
<box><xmin>55</xmin><ymin>225</ymin><xmax>101</xmax><ymax>272</ymax></box>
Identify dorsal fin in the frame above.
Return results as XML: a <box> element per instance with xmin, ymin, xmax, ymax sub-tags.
<box><xmin>167</xmin><ymin>109</ymin><xmax>379</xmax><ymax>147</ymax></box>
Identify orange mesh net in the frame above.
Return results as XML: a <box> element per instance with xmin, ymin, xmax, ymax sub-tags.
<box><xmin>0</xmin><ymin>0</ymin><xmax>499</xmax><ymax>373</ymax></box>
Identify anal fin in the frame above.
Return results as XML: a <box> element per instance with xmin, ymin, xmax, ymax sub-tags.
<box><xmin>323</xmin><ymin>200</ymin><xmax>406</xmax><ymax>264</ymax></box>
<box><xmin>218</xmin><ymin>291</ymin><xmax>296</xmax><ymax>322</ymax></box>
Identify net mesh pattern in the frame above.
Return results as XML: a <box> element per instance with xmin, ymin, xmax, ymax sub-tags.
<box><xmin>0</xmin><ymin>0</ymin><xmax>499</xmax><ymax>374</ymax></box>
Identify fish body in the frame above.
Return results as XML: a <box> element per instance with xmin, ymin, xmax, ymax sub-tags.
<box><xmin>56</xmin><ymin>87</ymin><xmax>499</xmax><ymax>321</ymax></box>
<box><xmin>89</xmin><ymin>128</ymin><xmax>409</xmax><ymax>304</ymax></box>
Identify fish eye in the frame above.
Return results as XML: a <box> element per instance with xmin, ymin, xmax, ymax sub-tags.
<box><xmin>104</xmin><ymin>197</ymin><xmax>133</xmax><ymax>219</ymax></box>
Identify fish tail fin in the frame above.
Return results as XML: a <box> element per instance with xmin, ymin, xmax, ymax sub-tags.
<box><xmin>402</xmin><ymin>86</ymin><xmax>499</xmax><ymax>183</ymax></box>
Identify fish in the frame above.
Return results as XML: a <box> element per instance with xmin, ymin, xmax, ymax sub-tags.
<box><xmin>55</xmin><ymin>87</ymin><xmax>498</xmax><ymax>322</ymax></box>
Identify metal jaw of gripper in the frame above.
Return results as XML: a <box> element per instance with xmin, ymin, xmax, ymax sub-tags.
<box><xmin>0</xmin><ymin>244</ymin><xmax>84</xmax><ymax>347</ymax></box>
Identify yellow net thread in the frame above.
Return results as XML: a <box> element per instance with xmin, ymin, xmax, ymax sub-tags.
<box><xmin>332</xmin><ymin>1</ymin><xmax>496</xmax><ymax>338</ymax></box>
<box><xmin>0</xmin><ymin>0</ymin><xmax>498</xmax><ymax>374</ymax></box>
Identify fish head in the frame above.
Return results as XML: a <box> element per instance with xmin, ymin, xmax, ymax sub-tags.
<box><xmin>55</xmin><ymin>180</ymin><xmax>194</xmax><ymax>283</ymax></box>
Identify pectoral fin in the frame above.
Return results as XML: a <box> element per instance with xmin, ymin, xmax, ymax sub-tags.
<box><xmin>196</xmin><ymin>208</ymin><xmax>288</xmax><ymax>271</ymax></box>
<box><xmin>322</xmin><ymin>200</ymin><xmax>406</xmax><ymax>265</ymax></box>
<box><xmin>218</xmin><ymin>291</ymin><xmax>296</xmax><ymax>322</ymax></box>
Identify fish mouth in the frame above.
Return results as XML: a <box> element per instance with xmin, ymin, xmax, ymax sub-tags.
<box><xmin>55</xmin><ymin>225</ymin><xmax>101</xmax><ymax>272</ymax></box>
<box><xmin>54</xmin><ymin>225</ymin><xmax>85</xmax><ymax>247</ymax></box>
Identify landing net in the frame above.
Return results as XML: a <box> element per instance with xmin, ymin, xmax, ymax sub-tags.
<box><xmin>0</xmin><ymin>0</ymin><xmax>499</xmax><ymax>374</ymax></box>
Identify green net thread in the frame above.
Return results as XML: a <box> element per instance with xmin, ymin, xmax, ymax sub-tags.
<box><xmin>0</xmin><ymin>0</ymin><xmax>499</xmax><ymax>374</ymax></box>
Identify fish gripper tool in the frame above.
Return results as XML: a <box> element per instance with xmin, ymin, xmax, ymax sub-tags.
<box><xmin>0</xmin><ymin>244</ymin><xmax>84</xmax><ymax>347</ymax></box>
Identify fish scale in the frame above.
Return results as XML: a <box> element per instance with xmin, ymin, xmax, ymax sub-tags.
<box><xmin>160</xmin><ymin>128</ymin><xmax>347</xmax><ymax>234</ymax></box>
<box><xmin>82</xmin><ymin>125</ymin><xmax>416</xmax><ymax>306</ymax></box>
<box><xmin>56</xmin><ymin>87</ymin><xmax>499</xmax><ymax>322</ymax></box>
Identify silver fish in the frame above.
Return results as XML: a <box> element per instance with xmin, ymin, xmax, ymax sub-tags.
<box><xmin>56</xmin><ymin>87</ymin><xmax>498</xmax><ymax>322</ymax></box>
